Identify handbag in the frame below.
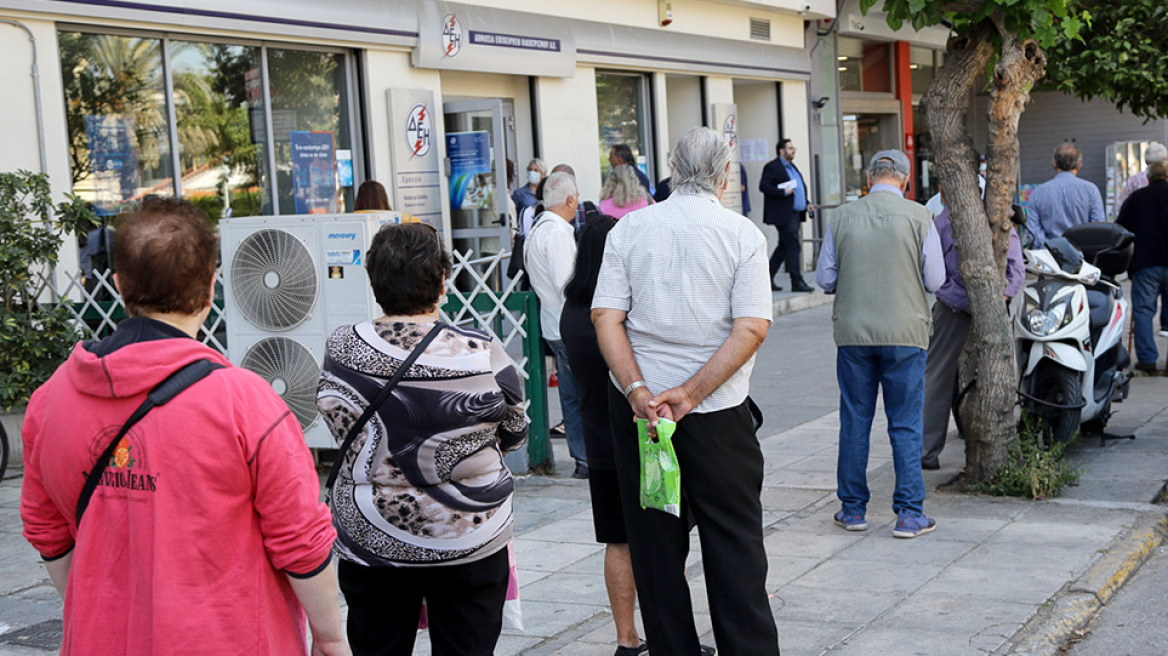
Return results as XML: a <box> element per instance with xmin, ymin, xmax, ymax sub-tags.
<box><xmin>324</xmin><ymin>322</ymin><xmax>447</xmax><ymax>497</ymax></box>
<box><xmin>76</xmin><ymin>358</ymin><xmax>222</xmax><ymax>525</ymax></box>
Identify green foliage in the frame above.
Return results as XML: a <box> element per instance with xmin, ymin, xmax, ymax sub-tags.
<box><xmin>970</xmin><ymin>413</ymin><xmax>1081</xmax><ymax>499</ymax></box>
<box><xmin>0</xmin><ymin>171</ymin><xmax>98</xmax><ymax>410</ymax></box>
<box><xmin>1046</xmin><ymin>0</ymin><xmax>1168</xmax><ymax>121</ymax></box>
<box><xmin>861</xmin><ymin>0</ymin><xmax>1086</xmax><ymax>49</ymax></box>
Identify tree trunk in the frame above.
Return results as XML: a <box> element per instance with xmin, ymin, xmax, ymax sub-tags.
<box><xmin>921</xmin><ymin>17</ymin><xmax>1045</xmax><ymax>485</ymax></box>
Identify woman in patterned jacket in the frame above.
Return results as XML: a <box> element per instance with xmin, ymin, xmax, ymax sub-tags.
<box><xmin>317</xmin><ymin>222</ymin><xmax>527</xmax><ymax>655</ymax></box>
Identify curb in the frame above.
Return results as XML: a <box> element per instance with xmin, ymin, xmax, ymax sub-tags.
<box><xmin>773</xmin><ymin>290</ymin><xmax>832</xmax><ymax>317</ymax></box>
<box><xmin>1006</xmin><ymin>512</ymin><xmax>1168</xmax><ymax>656</ymax></box>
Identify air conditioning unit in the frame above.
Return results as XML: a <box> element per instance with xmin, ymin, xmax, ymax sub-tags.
<box><xmin>220</xmin><ymin>212</ymin><xmax>402</xmax><ymax>448</ymax></box>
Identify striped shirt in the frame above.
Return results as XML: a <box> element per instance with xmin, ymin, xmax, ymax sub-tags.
<box><xmin>592</xmin><ymin>191</ymin><xmax>773</xmax><ymax>414</ymax></box>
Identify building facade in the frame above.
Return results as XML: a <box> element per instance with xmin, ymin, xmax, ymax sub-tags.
<box><xmin>0</xmin><ymin>0</ymin><xmax>834</xmax><ymax>273</ymax></box>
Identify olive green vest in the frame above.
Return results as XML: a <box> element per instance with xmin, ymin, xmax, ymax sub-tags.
<box><xmin>830</xmin><ymin>190</ymin><xmax>933</xmax><ymax>349</ymax></box>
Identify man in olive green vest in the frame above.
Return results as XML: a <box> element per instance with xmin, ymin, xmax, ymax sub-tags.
<box><xmin>814</xmin><ymin>149</ymin><xmax>945</xmax><ymax>539</ymax></box>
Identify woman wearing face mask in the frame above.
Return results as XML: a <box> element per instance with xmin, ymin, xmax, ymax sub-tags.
<box><xmin>512</xmin><ymin>158</ymin><xmax>546</xmax><ymax>220</ymax></box>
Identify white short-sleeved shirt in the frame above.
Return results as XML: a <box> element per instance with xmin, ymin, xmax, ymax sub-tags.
<box><xmin>524</xmin><ymin>211</ymin><xmax>577</xmax><ymax>342</ymax></box>
<box><xmin>592</xmin><ymin>191</ymin><xmax>773</xmax><ymax>414</ymax></box>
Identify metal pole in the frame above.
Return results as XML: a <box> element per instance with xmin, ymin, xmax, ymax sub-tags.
<box><xmin>1</xmin><ymin>19</ymin><xmax>48</xmax><ymax>175</ymax></box>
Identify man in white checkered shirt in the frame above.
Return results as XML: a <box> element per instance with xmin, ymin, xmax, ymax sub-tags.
<box><xmin>592</xmin><ymin>126</ymin><xmax>780</xmax><ymax>656</ymax></box>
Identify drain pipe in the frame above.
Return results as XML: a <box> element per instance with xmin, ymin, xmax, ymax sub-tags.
<box><xmin>1</xmin><ymin>19</ymin><xmax>48</xmax><ymax>175</ymax></box>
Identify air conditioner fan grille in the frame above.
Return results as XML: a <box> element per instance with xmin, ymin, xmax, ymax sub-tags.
<box><xmin>231</xmin><ymin>229</ymin><xmax>318</xmax><ymax>331</ymax></box>
<box><xmin>240</xmin><ymin>337</ymin><xmax>320</xmax><ymax>430</ymax></box>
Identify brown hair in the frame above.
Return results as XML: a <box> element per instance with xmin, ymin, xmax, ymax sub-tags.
<box><xmin>113</xmin><ymin>197</ymin><xmax>217</xmax><ymax>317</ymax></box>
<box><xmin>354</xmin><ymin>180</ymin><xmax>391</xmax><ymax>211</ymax></box>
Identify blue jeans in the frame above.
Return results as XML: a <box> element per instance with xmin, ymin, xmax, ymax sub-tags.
<box><xmin>1131</xmin><ymin>267</ymin><xmax>1168</xmax><ymax>366</ymax></box>
<box><xmin>836</xmin><ymin>345</ymin><xmax>927</xmax><ymax>517</ymax></box>
<box><xmin>547</xmin><ymin>339</ymin><xmax>587</xmax><ymax>466</ymax></box>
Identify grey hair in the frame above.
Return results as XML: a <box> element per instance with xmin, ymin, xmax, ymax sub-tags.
<box><xmin>868</xmin><ymin>162</ymin><xmax>907</xmax><ymax>183</ymax></box>
<box><xmin>551</xmin><ymin>163</ymin><xmax>576</xmax><ymax>177</ymax></box>
<box><xmin>542</xmin><ymin>171</ymin><xmax>578</xmax><ymax>209</ymax></box>
<box><xmin>1053</xmin><ymin>142</ymin><xmax>1082</xmax><ymax>172</ymax></box>
<box><xmin>1146</xmin><ymin>143</ymin><xmax>1168</xmax><ymax>165</ymax></box>
<box><xmin>670</xmin><ymin>127</ymin><xmax>731</xmax><ymax>195</ymax></box>
<box><xmin>601</xmin><ymin>165</ymin><xmax>650</xmax><ymax>207</ymax></box>
<box><xmin>527</xmin><ymin>158</ymin><xmax>548</xmax><ymax>176</ymax></box>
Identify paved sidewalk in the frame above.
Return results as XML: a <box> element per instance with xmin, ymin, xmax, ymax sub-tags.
<box><xmin>2</xmin><ymin>301</ymin><xmax>1167</xmax><ymax>655</ymax></box>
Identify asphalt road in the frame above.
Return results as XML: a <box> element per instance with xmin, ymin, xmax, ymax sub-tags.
<box><xmin>1068</xmin><ymin>543</ymin><xmax>1168</xmax><ymax>655</ymax></box>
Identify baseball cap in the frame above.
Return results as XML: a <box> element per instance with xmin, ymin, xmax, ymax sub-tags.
<box><xmin>869</xmin><ymin>149</ymin><xmax>911</xmax><ymax>176</ymax></box>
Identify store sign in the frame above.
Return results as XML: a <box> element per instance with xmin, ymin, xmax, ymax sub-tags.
<box><xmin>710</xmin><ymin>103</ymin><xmax>742</xmax><ymax>214</ymax></box>
<box><xmin>389</xmin><ymin>89</ymin><xmax>445</xmax><ymax>231</ymax></box>
<box><xmin>442</xmin><ymin>13</ymin><xmax>463</xmax><ymax>57</ymax></box>
<box><xmin>413</xmin><ymin>1</ymin><xmax>576</xmax><ymax>77</ymax></box>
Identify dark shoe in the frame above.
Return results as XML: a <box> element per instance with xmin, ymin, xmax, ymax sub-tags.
<box><xmin>572</xmin><ymin>463</ymin><xmax>590</xmax><ymax>479</ymax></box>
<box><xmin>701</xmin><ymin>645</ymin><xmax>716</xmax><ymax>656</ymax></box>
<box><xmin>790</xmin><ymin>280</ymin><xmax>814</xmax><ymax>293</ymax></box>
<box><xmin>1135</xmin><ymin>362</ymin><xmax>1158</xmax><ymax>374</ymax></box>
<box><xmin>770</xmin><ymin>281</ymin><xmax>783</xmax><ymax>291</ymax></box>
<box><xmin>921</xmin><ymin>459</ymin><xmax>940</xmax><ymax>470</ymax></box>
<box><xmin>550</xmin><ymin>421</ymin><xmax>566</xmax><ymax>436</ymax></box>
<box><xmin>614</xmin><ymin>643</ymin><xmax>648</xmax><ymax>656</ymax></box>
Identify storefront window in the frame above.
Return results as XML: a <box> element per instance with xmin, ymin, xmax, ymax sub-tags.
<box><xmin>60</xmin><ymin>32</ymin><xmax>174</xmax><ymax>217</ymax></box>
<box><xmin>170</xmin><ymin>41</ymin><xmax>269</xmax><ymax>219</ymax></box>
<box><xmin>838</xmin><ymin>37</ymin><xmax>892</xmax><ymax>93</ymax></box>
<box><xmin>268</xmin><ymin>48</ymin><xmax>354</xmax><ymax>215</ymax></box>
<box><xmin>596</xmin><ymin>72</ymin><xmax>654</xmax><ymax>184</ymax></box>
<box><xmin>61</xmin><ymin>30</ymin><xmax>358</xmax><ymax>219</ymax></box>
<box><xmin>913</xmin><ymin>106</ymin><xmax>940</xmax><ymax>202</ymax></box>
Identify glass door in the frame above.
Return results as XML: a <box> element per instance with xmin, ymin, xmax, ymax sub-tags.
<box><xmin>443</xmin><ymin>99</ymin><xmax>512</xmax><ymax>268</ymax></box>
<box><xmin>842</xmin><ymin>112</ymin><xmax>901</xmax><ymax>201</ymax></box>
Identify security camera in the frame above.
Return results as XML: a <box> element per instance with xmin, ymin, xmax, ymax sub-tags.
<box><xmin>803</xmin><ymin>3</ymin><xmax>812</xmax><ymax>10</ymax></box>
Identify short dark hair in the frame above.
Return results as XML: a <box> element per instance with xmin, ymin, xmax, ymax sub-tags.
<box><xmin>366</xmin><ymin>223</ymin><xmax>451</xmax><ymax>316</ymax></box>
<box><xmin>354</xmin><ymin>180</ymin><xmax>391</xmax><ymax>211</ymax></box>
<box><xmin>777</xmin><ymin>138</ymin><xmax>793</xmax><ymax>154</ymax></box>
<box><xmin>611</xmin><ymin>144</ymin><xmax>635</xmax><ymax>165</ymax></box>
<box><xmin>113</xmin><ymin>196</ymin><xmax>217</xmax><ymax>317</ymax></box>
<box><xmin>564</xmin><ymin>214</ymin><xmax>618</xmax><ymax>306</ymax></box>
<box><xmin>1053</xmin><ymin>142</ymin><xmax>1082</xmax><ymax>172</ymax></box>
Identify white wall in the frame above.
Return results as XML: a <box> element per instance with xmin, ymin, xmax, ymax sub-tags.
<box><xmin>666</xmin><ymin>75</ymin><xmax>703</xmax><ymax>159</ymax></box>
<box><xmin>362</xmin><ymin>48</ymin><xmax>442</xmax><ymax>191</ymax></box>
<box><xmin>534</xmin><ymin>67</ymin><xmax>603</xmax><ymax>201</ymax></box>
<box><xmin>734</xmin><ymin>80</ymin><xmax>779</xmax><ymax>235</ymax></box>
<box><xmin>0</xmin><ymin>15</ymin><xmax>80</xmax><ymax>279</ymax></box>
<box><xmin>466</xmin><ymin>0</ymin><xmax>810</xmax><ymax>44</ymax></box>
<box><xmin>780</xmin><ymin>80</ymin><xmax>814</xmax><ymax>272</ymax></box>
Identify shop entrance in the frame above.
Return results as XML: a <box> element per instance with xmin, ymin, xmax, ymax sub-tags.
<box><xmin>443</xmin><ymin>99</ymin><xmax>516</xmax><ymax>269</ymax></box>
<box><xmin>842</xmin><ymin>112</ymin><xmax>901</xmax><ymax>201</ymax></box>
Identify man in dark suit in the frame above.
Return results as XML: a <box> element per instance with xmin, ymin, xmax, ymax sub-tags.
<box><xmin>760</xmin><ymin>138</ymin><xmax>814</xmax><ymax>292</ymax></box>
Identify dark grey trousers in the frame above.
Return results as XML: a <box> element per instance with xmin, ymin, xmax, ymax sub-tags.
<box><xmin>922</xmin><ymin>301</ymin><xmax>972</xmax><ymax>466</ymax></box>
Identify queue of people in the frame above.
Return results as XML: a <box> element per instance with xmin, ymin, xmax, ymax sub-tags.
<box><xmin>23</xmin><ymin>124</ymin><xmax>1166</xmax><ymax>656</ymax></box>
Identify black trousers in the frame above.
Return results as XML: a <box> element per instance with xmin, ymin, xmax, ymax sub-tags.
<box><xmin>338</xmin><ymin>549</ymin><xmax>509</xmax><ymax>656</ymax></box>
<box><xmin>768</xmin><ymin>220</ymin><xmax>804</xmax><ymax>284</ymax></box>
<box><xmin>608</xmin><ymin>386</ymin><xmax>781</xmax><ymax>656</ymax></box>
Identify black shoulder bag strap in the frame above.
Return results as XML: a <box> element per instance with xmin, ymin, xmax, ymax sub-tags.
<box><xmin>324</xmin><ymin>322</ymin><xmax>447</xmax><ymax>497</ymax></box>
<box><xmin>75</xmin><ymin>358</ymin><xmax>222</xmax><ymax>525</ymax></box>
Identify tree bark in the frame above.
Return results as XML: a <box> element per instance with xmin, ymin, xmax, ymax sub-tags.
<box><xmin>922</xmin><ymin>17</ymin><xmax>1045</xmax><ymax>485</ymax></box>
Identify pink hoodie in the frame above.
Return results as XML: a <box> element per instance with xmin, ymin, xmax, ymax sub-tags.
<box><xmin>21</xmin><ymin>324</ymin><xmax>335</xmax><ymax>655</ymax></box>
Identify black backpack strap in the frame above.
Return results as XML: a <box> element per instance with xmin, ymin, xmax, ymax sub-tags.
<box><xmin>76</xmin><ymin>359</ymin><xmax>223</xmax><ymax>525</ymax></box>
<box><xmin>325</xmin><ymin>322</ymin><xmax>446</xmax><ymax>496</ymax></box>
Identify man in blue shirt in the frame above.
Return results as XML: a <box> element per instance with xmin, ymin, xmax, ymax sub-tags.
<box><xmin>760</xmin><ymin>138</ymin><xmax>814</xmax><ymax>292</ymax></box>
<box><xmin>1026</xmin><ymin>142</ymin><xmax>1104</xmax><ymax>248</ymax></box>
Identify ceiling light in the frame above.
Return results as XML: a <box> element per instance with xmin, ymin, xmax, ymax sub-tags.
<box><xmin>838</xmin><ymin>66</ymin><xmax>847</xmax><ymax>71</ymax></box>
<box><xmin>838</xmin><ymin>55</ymin><xmax>848</xmax><ymax>61</ymax></box>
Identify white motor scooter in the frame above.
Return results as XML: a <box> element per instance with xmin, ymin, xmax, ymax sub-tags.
<box><xmin>1015</xmin><ymin>222</ymin><xmax>1135</xmax><ymax>446</ymax></box>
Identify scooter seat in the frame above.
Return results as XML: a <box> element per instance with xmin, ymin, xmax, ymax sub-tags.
<box><xmin>1088</xmin><ymin>289</ymin><xmax>1111</xmax><ymax>342</ymax></box>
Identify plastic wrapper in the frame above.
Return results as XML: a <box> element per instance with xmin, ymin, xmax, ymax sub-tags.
<box><xmin>638</xmin><ymin>418</ymin><xmax>681</xmax><ymax>517</ymax></box>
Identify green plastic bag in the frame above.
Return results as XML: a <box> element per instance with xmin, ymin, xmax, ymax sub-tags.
<box><xmin>637</xmin><ymin>418</ymin><xmax>681</xmax><ymax>517</ymax></box>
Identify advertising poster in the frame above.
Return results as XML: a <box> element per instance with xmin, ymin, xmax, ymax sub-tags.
<box><xmin>447</xmin><ymin>131</ymin><xmax>494</xmax><ymax>210</ymax></box>
<box><xmin>290</xmin><ymin>131</ymin><xmax>337</xmax><ymax>214</ymax></box>
<box><xmin>85</xmin><ymin>115</ymin><xmax>140</xmax><ymax>216</ymax></box>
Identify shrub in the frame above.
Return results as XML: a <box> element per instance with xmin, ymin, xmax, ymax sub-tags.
<box><xmin>971</xmin><ymin>413</ymin><xmax>1081</xmax><ymax>499</ymax></box>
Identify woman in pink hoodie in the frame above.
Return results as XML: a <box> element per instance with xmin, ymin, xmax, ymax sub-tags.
<box><xmin>21</xmin><ymin>198</ymin><xmax>348</xmax><ymax>656</ymax></box>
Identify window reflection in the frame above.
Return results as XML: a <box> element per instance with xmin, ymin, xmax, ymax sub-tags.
<box><xmin>838</xmin><ymin>37</ymin><xmax>891</xmax><ymax>94</ymax></box>
<box><xmin>596</xmin><ymin>72</ymin><xmax>652</xmax><ymax>182</ymax></box>
<box><xmin>170</xmin><ymin>41</ymin><xmax>270</xmax><ymax>219</ymax></box>
<box><xmin>268</xmin><ymin>48</ymin><xmax>353</xmax><ymax>215</ymax></box>
<box><xmin>60</xmin><ymin>32</ymin><xmax>174</xmax><ymax>216</ymax></box>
